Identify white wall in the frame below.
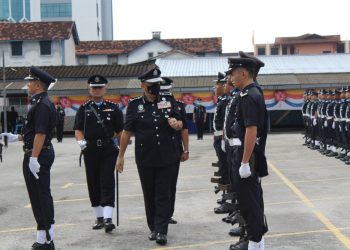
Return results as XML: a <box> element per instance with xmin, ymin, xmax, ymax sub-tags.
<box><xmin>72</xmin><ymin>0</ymin><xmax>100</xmax><ymax>41</ymax></box>
<box><xmin>162</xmin><ymin>52</ymin><xmax>193</xmax><ymax>59</ymax></box>
<box><xmin>0</xmin><ymin>40</ymin><xmax>64</xmax><ymax>67</ymax></box>
<box><xmin>88</xmin><ymin>55</ymin><xmax>107</xmax><ymax>65</ymax></box>
<box><xmin>30</xmin><ymin>0</ymin><xmax>41</xmax><ymax>21</ymax></box>
<box><xmin>117</xmin><ymin>54</ymin><xmax>128</xmax><ymax>65</ymax></box>
<box><xmin>64</xmin><ymin>37</ymin><xmax>77</xmax><ymax>65</ymax></box>
<box><xmin>128</xmin><ymin>40</ymin><xmax>173</xmax><ymax>64</ymax></box>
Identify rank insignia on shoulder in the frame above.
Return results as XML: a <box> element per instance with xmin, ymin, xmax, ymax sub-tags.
<box><xmin>130</xmin><ymin>96</ymin><xmax>142</xmax><ymax>102</ymax></box>
<box><xmin>240</xmin><ymin>91</ymin><xmax>248</xmax><ymax>97</ymax></box>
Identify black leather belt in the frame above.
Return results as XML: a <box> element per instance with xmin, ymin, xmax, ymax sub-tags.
<box><xmin>23</xmin><ymin>145</ymin><xmax>52</xmax><ymax>154</ymax></box>
<box><xmin>86</xmin><ymin>138</ymin><xmax>112</xmax><ymax>147</ymax></box>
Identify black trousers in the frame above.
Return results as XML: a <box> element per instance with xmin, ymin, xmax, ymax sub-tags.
<box><xmin>170</xmin><ymin>160</ymin><xmax>180</xmax><ymax>218</ymax></box>
<box><xmin>83</xmin><ymin>143</ymin><xmax>118</xmax><ymax>207</ymax></box>
<box><xmin>56</xmin><ymin>122</ymin><xmax>64</xmax><ymax>142</ymax></box>
<box><xmin>195</xmin><ymin>120</ymin><xmax>204</xmax><ymax>139</ymax></box>
<box><xmin>225</xmin><ymin>141</ymin><xmax>239</xmax><ymax>191</ymax></box>
<box><xmin>213</xmin><ymin>136</ymin><xmax>229</xmax><ymax>183</ymax></box>
<box><xmin>233</xmin><ymin>147</ymin><xmax>266</xmax><ymax>242</ymax></box>
<box><xmin>137</xmin><ymin>164</ymin><xmax>177</xmax><ymax>234</ymax></box>
<box><xmin>23</xmin><ymin>149</ymin><xmax>55</xmax><ymax>230</ymax></box>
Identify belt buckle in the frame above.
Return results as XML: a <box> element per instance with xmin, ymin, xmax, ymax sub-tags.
<box><xmin>96</xmin><ymin>139</ymin><xmax>102</xmax><ymax>147</ymax></box>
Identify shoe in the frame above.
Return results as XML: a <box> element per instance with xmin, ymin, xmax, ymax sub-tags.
<box><xmin>156</xmin><ymin>233</ymin><xmax>167</xmax><ymax>245</ymax></box>
<box><xmin>229</xmin><ymin>238</ymin><xmax>248</xmax><ymax>250</ymax></box>
<box><xmin>229</xmin><ymin>226</ymin><xmax>242</xmax><ymax>237</ymax></box>
<box><xmin>214</xmin><ymin>202</ymin><xmax>235</xmax><ymax>214</ymax></box>
<box><xmin>326</xmin><ymin>152</ymin><xmax>337</xmax><ymax>157</ymax></box>
<box><xmin>104</xmin><ymin>218</ymin><xmax>116</xmax><ymax>233</ymax></box>
<box><xmin>148</xmin><ymin>231</ymin><xmax>157</xmax><ymax>241</ymax></box>
<box><xmin>212</xmin><ymin>162</ymin><xmax>219</xmax><ymax>167</ymax></box>
<box><xmin>217</xmin><ymin>198</ymin><xmax>225</xmax><ymax>205</ymax></box>
<box><xmin>32</xmin><ymin>241</ymin><xmax>55</xmax><ymax>250</ymax></box>
<box><xmin>214</xmin><ymin>171</ymin><xmax>221</xmax><ymax>177</ymax></box>
<box><xmin>92</xmin><ymin>217</ymin><xmax>104</xmax><ymax>230</ymax></box>
<box><xmin>168</xmin><ymin>217</ymin><xmax>177</xmax><ymax>224</ymax></box>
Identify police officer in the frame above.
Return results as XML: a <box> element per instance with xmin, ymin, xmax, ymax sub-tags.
<box><xmin>193</xmin><ymin>98</ymin><xmax>207</xmax><ymax>140</ymax></box>
<box><xmin>2</xmin><ymin>66</ymin><xmax>56</xmax><ymax>249</ymax></box>
<box><xmin>55</xmin><ymin>104</ymin><xmax>65</xmax><ymax>142</ymax></box>
<box><xmin>227</xmin><ymin>55</ymin><xmax>268</xmax><ymax>250</ymax></box>
<box><xmin>160</xmin><ymin>77</ymin><xmax>189</xmax><ymax>225</ymax></box>
<box><xmin>116</xmin><ymin>68</ymin><xmax>183</xmax><ymax>246</ymax></box>
<box><xmin>73</xmin><ymin>75</ymin><xmax>123</xmax><ymax>233</ymax></box>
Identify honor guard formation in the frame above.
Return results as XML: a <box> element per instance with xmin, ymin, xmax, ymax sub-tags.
<box><xmin>0</xmin><ymin>52</ymin><xmax>269</xmax><ymax>250</ymax></box>
<box><xmin>302</xmin><ymin>87</ymin><xmax>350</xmax><ymax>164</ymax></box>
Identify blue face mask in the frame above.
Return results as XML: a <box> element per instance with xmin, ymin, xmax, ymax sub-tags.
<box><xmin>95</xmin><ymin>101</ymin><xmax>103</xmax><ymax>107</ymax></box>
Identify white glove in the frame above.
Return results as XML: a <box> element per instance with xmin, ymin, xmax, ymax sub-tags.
<box><xmin>239</xmin><ymin>162</ymin><xmax>252</xmax><ymax>178</ymax></box>
<box><xmin>312</xmin><ymin>119</ymin><xmax>317</xmax><ymax>126</ymax></box>
<box><xmin>221</xmin><ymin>139</ymin><xmax>226</xmax><ymax>152</ymax></box>
<box><xmin>77</xmin><ymin>140</ymin><xmax>87</xmax><ymax>150</ymax></box>
<box><xmin>1</xmin><ymin>132</ymin><xmax>19</xmax><ymax>142</ymax></box>
<box><xmin>324</xmin><ymin>121</ymin><xmax>328</xmax><ymax>127</ymax></box>
<box><xmin>332</xmin><ymin>122</ymin><xmax>335</xmax><ymax>129</ymax></box>
<box><xmin>29</xmin><ymin>157</ymin><xmax>40</xmax><ymax>179</ymax></box>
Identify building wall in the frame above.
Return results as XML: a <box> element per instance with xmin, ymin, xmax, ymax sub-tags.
<box><xmin>88</xmin><ymin>54</ymin><xmax>108</xmax><ymax>65</ymax></box>
<box><xmin>204</xmin><ymin>52</ymin><xmax>221</xmax><ymax>57</ymax></box>
<box><xmin>117</xmin><ymin>54</ymin><xmax>128</xmax><ymax>65</ymax></box>
<box><xmin>1</xmin><ymin>40</ymin><xmax>63</xmax><ymax>67</ymax></box>
<box><xmin>30</xmin><ymin>0</ymin><xmax>41</xmax><ymax>21</ymax></box>
<box><xmin>295</xmin><ymin>43</ymin><xmax>337</xmax><ymax>54</ymax></box>
<box><xmin>63</xmin><ymin>36</ymin><xmax>77</xmax><ymax>65</ymax></box>
<box><xmin>100</xmin><ymin>0</ymin><xmax>113</xmax><ymax>40</ymax></box>
<box><xmin>128</xmin><ymin>40</ymin><xmax>173</xmax><ymax>64</ymax></box>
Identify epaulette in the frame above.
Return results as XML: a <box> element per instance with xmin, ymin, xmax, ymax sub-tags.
<box><xmin>129</xmin><ymin>96</ymin><xmax>142</xmax><ymax>102</ymax></box>
<box><xmin>82</xmin><ymin>99</ymin><xmax>93</xmax><ymax>106</ymax></box>
<box><xmin>105</xmin><ymin>100</ymin><xmax>117</xmax><ymax>105</ymax></box>
<box><xmin>240</xmin><ymin>91</ymin><xmax>248</xmax><ymax>97</ymax></box>
<box><xmin>176</xmin><ymin>100</ymin><xmax>184</xmax><ymax>104</ymax></box>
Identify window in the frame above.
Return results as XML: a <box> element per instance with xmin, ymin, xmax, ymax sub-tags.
<box><xmin>78</xmin><ymin>56</ymin><xmax>88</xmax><ymax>65</ymax></box>
<box><xmin>257</xmin><ymin>47</ymin><xmax>265</xmax><ymax>55</ymax></box>
<box><xmin>41</xmin><ymin>2</ymin><xmax>72</xmax><ymax>18</ymax></box>
<box><xmin>271</xmin><ymin>47</ymin><xmax>278</xmax><ymax>55</ymax></box>
<box><xmin>290</xmin><ymin>46</ymin><xmax>295</xmax><ymax>55</ymax></box>
<box><xmin>323</xmin><ymin>51</ymin><xmax>331</xmax><ymax>54</ymax></box>
<box><xmin>11</xmin><ymin>41</ymin><xmax>23</xmax><ymax>56</ymax></box>
<box><xmin>282</xmin><ymin>46</ymin><xmax>288</xmax><ymax>55</ymax></box>
<box><xmin>148</xmin><ymin>52</ymin><xmax>154</xmax><ymax>58</ymax></box>
<box><xmin>40</xmin><ymin>41</ymin><xmax>52</xmax><ymax>55</ymax></box>
<box><xmin>108</xmin><ymin>55</ymin><xmax>118</xmax><ymax>65</ymax></box>
<box><xmin>337</xmin><ymin>43</ymin><xmax>345</xmax><ymax>53</ymax></box>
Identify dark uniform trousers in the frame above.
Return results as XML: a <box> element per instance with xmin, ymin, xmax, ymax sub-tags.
<box><xmin>56</xmin><ymin>122</ymin><xmax>64</xmax><ymax>142</ymax></box>
<box><xmin>137</xmin><ymin>163</ymin><xmax>177</xmax><ymax>235</ymax></box>
<box><xmin>213</xmin><ymin>136</ymin><xmax>229</xmax><ymax>183</ymax></box>
<box><xmin>170</xmin><ymin>146</ymin><xmax>182</xmax><ymax>218</ymax></box>
<box><xmin>83</xmin><ymin>141</ymin><xmax>118</xmax><ymax>207</ymax></box>
<box><xmin>196</xmin><ymin>119</ymin><xmax>204</xmax><ymax>139</ymax></box>
<box><xmin>233</xmin><ymin>147</ymin><xmax>265</xmax><ymax>242</ymax></box>
<box><xmin>225</xmin><ymin>142</ymin><xmax>239</xmax><ymax>191</ymax></box>
<box><xmin>23</xmin><ymin>148</ymin><xmax>55</xmax><ymax>230</ymax></box>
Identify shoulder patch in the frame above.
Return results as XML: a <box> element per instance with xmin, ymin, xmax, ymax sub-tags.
<box><xmin>129</xmin><ymin>96</ymin><xmax>142</xmax><ymax>102</ymax></box>
<box><xmin>176</xmin><ymin>100</ymin><xmax>184</xmax><ymax>104</ymax></box>
<box><xmin>82</xmin><ymin>99</ymin><xmax>92</xmax><ymax>106</ymax></box>
<box><xmin>240</xmin><ymin>91</ymin><xmax>248</xmax><ymax>97</ymax></box>
<box><xmin>105</xmin><ymin>100</ymin><xmax>117</xmax><ymax>105</ymax></box>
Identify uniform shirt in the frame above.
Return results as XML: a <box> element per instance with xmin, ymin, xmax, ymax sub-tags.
<box><xmin>236</xmin><ymin>83</ymin><xmax>266</xmax><ymax>137</ymax></box>
<box><xmin>193</xmin><ymin>105</ymin><xmax>206</xmax><ymax>122</ymax></box>
<box><xmin>73</xmin><ymin>100</ymin><xmax>123</xmax><ymax>140</ymax></box>
<box><xmin>124</xmin><ymin>95</ymin><xmax>181</xmax><ymax>167</ymax></box>
<box><xmin>23</xmin><ymin>92</ymin><xmax>56</xmax><ymax>147</ymax></box>
<box><xmin>56</xmin><ymin>107</ymin><xmax>65</xmax><ymax>124</ymax></box>
<box><xmin>224</xmin><ymin>89</ymin><xmax>240</xmax><ymax>139</ymax></box>
<box><xmin>213</xmin><ymin>94</ymin><xmax>229</xmax><ymax>132</ymax></box>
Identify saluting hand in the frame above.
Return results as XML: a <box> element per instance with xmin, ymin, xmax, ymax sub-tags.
<box><xmin>116</xmin><ymin>156</ymin><xmax>124</xmax><ymax>173</ymax></box>
<box><xmin>168</xmin><ymin>118</ymin><xmax>179</xmax><ymax>130</ymax></box>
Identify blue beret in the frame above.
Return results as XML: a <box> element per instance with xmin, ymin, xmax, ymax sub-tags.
<box><xmin>24</xmin><ymin>66</ymin><xmax>56</xmax><ymax>86</ymax></box>
<box><xmin>88</xmin><ymin>75</ymin><xmax>108</xmax><ymax>87</ymax></box>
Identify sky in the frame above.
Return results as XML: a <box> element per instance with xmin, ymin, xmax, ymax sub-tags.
<box><xmin>112</xmin><ymin>0</ymin><xmax>350</xmax><ymax>53</ymax></box>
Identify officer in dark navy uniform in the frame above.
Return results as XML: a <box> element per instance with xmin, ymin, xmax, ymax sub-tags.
<box><xmin>116</xmin><ymin>68</ymin><xmax>183</xmax><ymax>246</ymax></box>
<box><xmin>2</xmin><ymin>66</ymin><xmax>57</xmax><ymax>249</ymax></box>
<box><xmin>160</xmin><ymin>77</ymin><xmax>189</xmax><ymax>225</ymax></box>
<box><xmin>193</xmin><ymin>98</ymin><xmax>207</xmax><ymax>140</ymax></box>
<box><xmin>55</xmin><ymin>104</ymin><xmax>65</xmax><ymax>142</ymax></box>
<box><xmin>227</xmin><ymin>55</ymin><xmax>268</xmax><ymax>250</ymax></box>
<box><xmin>73</xmin><ymin>75</ymin><xmax>123</xmax><ymax>233</ymax></box>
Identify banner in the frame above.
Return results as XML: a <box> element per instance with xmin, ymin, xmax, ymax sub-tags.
<box><xmin>52</xmin><ymin>89</ymin><xmax>304</xmax><ymax>116</ymax></box>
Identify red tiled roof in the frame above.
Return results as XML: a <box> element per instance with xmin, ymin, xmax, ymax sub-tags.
<box><xmin>275</xmin><ymin>33</ymin><xmax>340</xmax><ymax>45</ymax></box>
<box><xmin>76</xmin><ymin>37</ymin><xmax>222</xmax><ymax>55</ymax></box>
<box><xmin>0</xmin><ymin>21</ymin><xmax>79</xmax><ymax>43</ymax></box>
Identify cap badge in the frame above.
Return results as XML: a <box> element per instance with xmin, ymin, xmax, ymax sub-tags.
<box><xmin>153</xmin><ymin>70</ymin><xmax>158</xmax><ymax>76</ymax></box>
<box><xmin>95</xmin><ymin>76</ymin><xmax>100</xmax><ymax>82</ymax></box>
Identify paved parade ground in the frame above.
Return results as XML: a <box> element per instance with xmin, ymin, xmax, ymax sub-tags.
<box><xmin>1</xmin><ymin>132</ymin><xmax>350</xmax><ymax>250</ymax></box>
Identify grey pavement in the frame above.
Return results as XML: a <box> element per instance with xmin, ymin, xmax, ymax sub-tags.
<box><xmin>0</xmin><ymin>133</ymin><xmax>350</xmax><ymax>250</ymax></box>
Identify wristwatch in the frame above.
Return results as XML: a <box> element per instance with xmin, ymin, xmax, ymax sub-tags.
<box><xmin>183</xmin><ymin>150</ymin><xmax>189</xmax><ymax>154</ymax></box>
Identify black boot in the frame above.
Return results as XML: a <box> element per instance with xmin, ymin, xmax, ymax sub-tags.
<box><xmin>92</xmin><ymin>217</ymin><xmax>104</xmax><ymax>230</ymax></box>
<box><xmin>104</xmin><ymin>218</ymin><xmax>116</xmax><ymax>233</ymax></box>
<box><xmin>229</xmin><ymin>226</ymin><xmax>243</xmax><ymax>237</ymax></box>
<box><xmin>168</xmin><ymin>217</ymin><xmax>177</xmax><ymax>224</ymax></box>
<box><xmin>148</xmin><ymin>231</ymin><xmax>157</xmax><ymax>241</ymax></box>
<box><xmin>229</xmin><ymin>237</ymin><xmax>248</xmax><ymax>250</ymax></box>
<box><xmin>31</xmin><ymin>241</ymin><xmax>55</xmax><ymax>250</ymax></box>
<box><xmin>156</xmin><ymin>233</ymin><xmax>167</xmax><ymax>245</ymax></box>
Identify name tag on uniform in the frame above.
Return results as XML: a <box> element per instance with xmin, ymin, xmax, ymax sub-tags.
<box><xmin>157</xmin><ymin>101</ymin><xmax>171</xmax><ymax>109</ymax></box>
<box><xmin>103</xmin><ymin>109</ymin><xmax>113</xmax><ymax>112</ymax></box>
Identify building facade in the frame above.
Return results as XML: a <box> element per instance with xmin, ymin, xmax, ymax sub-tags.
<box><xmin>254</xmin><ymin>33</ymin><xmax>350</xmax><ymax>56</ymax></box>
<box><xmin>1</xmin><ymin>0</ymin><xmax>113</xmax><ymax>40</ymax></box>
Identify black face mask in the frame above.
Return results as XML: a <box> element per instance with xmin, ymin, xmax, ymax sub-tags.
<box><xmin>147</xmin><ymin>84</ymin><xmax>160</xmax><ymax>96</ymax></box>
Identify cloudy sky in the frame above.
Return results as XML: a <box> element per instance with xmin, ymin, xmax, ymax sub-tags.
<box><xmin>113</xmin><ymin>0</ymin><xmax>350</xmax><ymax>53</ymax></box>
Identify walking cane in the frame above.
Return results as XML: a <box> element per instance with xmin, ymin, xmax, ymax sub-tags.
<box><xmin>35</xmin><ymin>176</ymin><xmax>52</xmax><ymax>247</ymax></box>
<box><xmin>116</xmin><ymin>171</ymin><xmax>119</xmax><ymax>226</ymax></box>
